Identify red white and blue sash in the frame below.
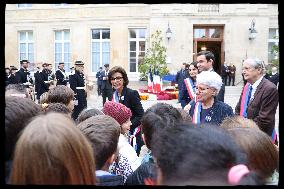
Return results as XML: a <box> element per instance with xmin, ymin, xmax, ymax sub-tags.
<box><xmin>239</xmin><ymin>83</ymin><xmax>252</xmax><ymax>118</ymax></box>
<box><xmin>112</xmin><ymin>90</ymin><xmax>119</xmax><ymax>103</ymax></box>
<box><xmin>184</xmin><ymin>78</ymin><xmax>196</xmax><ymax>101</ymax></box>
<box><xmin>271</xmin><ymin>129</ymin><xmax>277</xmax><ymax>144</ymax></box>
<box><xmin>192</xmin><ymin>102</ymin><xmax>202</xmax><ymax>124</ymax></box>
<box><xmin>129</xmin><ymin>126</ymin><xmax>141</xmax><ymax>151</ymax></box>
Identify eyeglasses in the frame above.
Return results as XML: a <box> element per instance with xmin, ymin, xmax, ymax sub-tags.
<box><xmin>196</xmin><ymin>86</ymin><xmax>210</xmax><ymax>92</ymax></box>
<box><xmin>111</xmin><ymin>76</ymin><xmax>123</xmax><ymax>81</ymax></box>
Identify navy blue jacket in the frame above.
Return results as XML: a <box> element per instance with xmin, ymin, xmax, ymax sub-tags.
<box><xmin>96</xmin><ymin>70</ymin><xmax>103</xmax><ymax>85</ymax></box>
<box><xmin>96</xmin><ymin>173</ymin><xmax>124</xmax><ymax>186</ymax></box>
<box><xmin>189</xmin><ymin>99</ymin><xmax>233</xmax><ymax>126</ymax></box>
<box><xmin>55</xmin><ymin>69</ymin><xmax>67</xmax><ymax>86</ymax></box>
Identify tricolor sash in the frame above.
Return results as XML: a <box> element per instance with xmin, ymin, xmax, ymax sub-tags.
<box><xmin>239</xmin><ymin>83</ymin><xmax>252</xmax><ymax>118</ymax></box>
<box><xmin>192</xmin><ymin>102</ymin><xmax>202</xmax><ymax>124</ymax></box>
<box><xmin>112</xmin><ymin>90</ymin><xmax>119</xmax><ymax>103</ymax></box>
<box><xmin>129</xmin><ymin>126</ymin><xmax>141</xmax><ymax>151</ymax></box>
<box><xmin>184</xmin><ymin>78</ymin><xmax>196</xmax><ymax>101</ymax></box>
<box><xmin>271</xmin><ymin>129</ymin><xmax>277</xmax><ymax>144</ymax></box>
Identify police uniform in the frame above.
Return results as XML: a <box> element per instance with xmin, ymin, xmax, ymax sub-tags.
<box><xmin>69</xmin><ymin>61</ymin><xmax>87</xmax><ymax>120</ymax></box>
<box><xmin>55</xmin><ymin>62</ymin><xmax>68</xmax><ymax>86</ymax></box>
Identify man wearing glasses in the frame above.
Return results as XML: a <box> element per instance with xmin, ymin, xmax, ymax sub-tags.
<box><xmin>235</xmin><ymin>58</ymin><xmax>279</xmax><ymax>145</ymax></box>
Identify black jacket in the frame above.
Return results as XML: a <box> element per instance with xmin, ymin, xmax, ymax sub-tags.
<box><xmin>36</xmin><ymin>70</ymin><xmax>49</xmax><ymax>99</ymax></box>
<box><xmin>101</xmin><ymin>70</ymin><xmax>112</xmax><ymax>90</ymax></box>
<box><xmin>7</xmin><ymin>74</ymin><xmax>18</xmax><ymax>85</ymax></box>
<box><xmin>15</xmin><ymin>68</ymin><xmax>28</xmax><ymax>84</ymax></box>
<box><xmin>189</xmin><ymin>99</ymin><xmax>233</xmax><ymax>126</ymax></box>
<box><xmin>125</xmin><ymin>157</ymin><xmax>157</xmax><ymax>185</ymax></box>
<box><xmin>34</xmin><ymin>71</ymin><xmax>39</xmax><ymax>93</ymax></box>
<box><xmin>97</xmin><ymin>174</ymin><xmax>124</xmax><ymax>186</ymax></box>
<box><xmin>55</xmin><ymin>69</ymin><xmax>67</xmax><ymax>86</ymax></box>
<box><xmin>217</xmin><ymin>82</ymin><xmax>225</xmax><ymax>102</ymax></box>
<box><xmin>117</xmin><ymin>87</ymin><xmax>144</xmax><ymax>132</ymax></box>
<box><xmin>175</xmin><ymin>69</ymin><xmax>187</xmax><ymax>90</ymax></box>
<box><xmin>96</xmin><ymin>71</ymin><xmax>103</xmax><ymax>85</ymax></box>
<box><xmin>268</xmin><ymin>73</ymin><xmax>279</xmax><ymax>87</ymax></box>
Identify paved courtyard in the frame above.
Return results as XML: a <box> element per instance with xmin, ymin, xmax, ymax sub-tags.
<box><xmin>87</xmin><ymin>83</ymin><xmax>279</xmax><ymax>140</ymax></box>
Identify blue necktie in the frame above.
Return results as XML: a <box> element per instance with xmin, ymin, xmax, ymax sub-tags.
<box><xmin>247</xmin><ymin>85</ymin><xmax>253</xmax><ymax>106</ymax></box>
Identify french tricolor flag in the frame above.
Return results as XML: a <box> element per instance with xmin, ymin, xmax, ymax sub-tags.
<box><xmin>153</xmin><ymin>74</ymin><xmax>161</xmax><ymax>93</ymax></box>
<box><xmin>147</xmin><ymin>68</ymin><xmax>153</xmax><ymax>93</ymax></box>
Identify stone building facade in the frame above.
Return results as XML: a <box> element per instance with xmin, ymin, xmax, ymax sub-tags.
<box><xmin>5</xmin><ymin>4</ymin><xmax>278</xmax><ymax>84</ymax></box>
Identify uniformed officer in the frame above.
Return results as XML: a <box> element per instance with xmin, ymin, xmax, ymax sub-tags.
<box><xmin>69</xmin><ymin>61</ymin><xmax>87</xmax><ymax>120</ymax></box>
<box><xmin>55</xmin><ymin>62</ymin><xmax>68</xmax><ymax>86</ymax></box>
<box><xmin>47</xmin><ymin>63</ymin><xmax>56</xmax><ymax>85</ymax></box>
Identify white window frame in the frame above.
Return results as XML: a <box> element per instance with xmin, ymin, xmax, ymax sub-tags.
<box><xmin>18</xmin><ymin>31</ymin><xmax>34</xmax><ymax>72</ymax></box>
<box><xmin>128</xmin><ymin>28</ymin><xmax>147</xmax><ymax>73</ymax></box>
<box><xmin>54</xmin><ymin>30</ymin><xmax>71</xmax><ymax>73</ymax></box>
<box><xmin>268</xmin><ymin>28</ymin><xmax>279</xmax><ymax>61</ymax></box>
<box><xmin>17</xmin><ymin>4</ymin><xmax>32</xmax><ymax>9</ymax></box>
<box><xmin>91</xmin><ymin>28</ymin><xmax>110</xmax><ymax>73</ymax></box>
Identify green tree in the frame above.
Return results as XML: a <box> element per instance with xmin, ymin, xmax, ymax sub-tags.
<box><xmin>271</xmin><ymin>37</ymin><xmax>279</xmax><ymax>67</ymax></box>
<box><xmin>138</xmin><ymin>30</ymin><xmax>169</xmax><ymax>80</ymax></box>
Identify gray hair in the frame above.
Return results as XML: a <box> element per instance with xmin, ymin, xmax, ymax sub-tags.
<box><xmin>196</xmin><ymin>71</ymin><xmax>222</xmax><ymax>93</ymax></box>
<box><xmin>244</xmin><ymin>58</ymin><xmax>265</xmax><ymax>71</ymax></box>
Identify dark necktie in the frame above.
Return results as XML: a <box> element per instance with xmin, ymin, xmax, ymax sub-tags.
<box><xmin>247</xmin><ymin>85</ymin><xmax>253</xmax><ymax>106</ymax></box>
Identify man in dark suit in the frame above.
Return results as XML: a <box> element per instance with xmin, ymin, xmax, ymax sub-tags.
<box><xmin>101</xmin><ymin>64</ymin><xmax>113</xmax><ymax>105</ymax></box>
<box><xmin>175</xmin><ymin>63</ymin><xmax>188</xmax><ymax>103</ymax></box>
<box><xmin>15</xmin><ymin>60</ymin><xmax>33</xmax><ymax>86</ymax></box>
<box><xmin>69</xmin><ymin>61</ymin><xmax>87</xmax><ymax>120</ymax></box>
<box><xmin>7</xmin><ymin>67</ymin><xmax>18</xmax><ymax>85</ymax></box>
<box><xmin>36</xmin><ymin>63</ymin><xmax>50</xmax><ymax>100</ymax></box>
<box><xmin>268</xmin><ymin>66</ymin><xmax>279</xmax><ymax>87</ymax></box>
<box><xmin>55</xmin><ymin>62</ymin><xmax>68</xmax><ymax>86</ymax></box>
<box><xmin>196</xmin><ymin>51</ymin><xmax>225</xmax><ymax>102</ymax></box>
<box><xmin>96</xmin><ymin>67</ymin><xmax>103</xmax><ymax>96</ymax></box>
<box><xmin>235</xmin><ymin>58</ymin><xmax>279</xmax><ymax>144</ymax></box>
<box><xmin>33</xmin><ymin>65</ymin><xmax>40</xmax><ymax>99</ymax></box>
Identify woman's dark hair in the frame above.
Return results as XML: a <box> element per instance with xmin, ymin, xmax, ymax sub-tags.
<box><xmin>5</xmin><ymin>97</ymin><xmax>42</xmax><ymax>161</ymax></box>
<box><xmin>108</xmin><ymin>66</ymin><xmax>129</xmax><ymax>87</ymax></box>
<box><xmin>152</xmin><ymin>123</ymin><xmax>262</xmax><ymax>185</ymax></box>
<box><xmin>189</xmin><ymin>61</ymin><xmax>198</xmax><ymax>69</ymax></box>
<box><xmin>76</xmin><ymin>108</ymin><xmax>104</xmax><ymax>124</ymax></box>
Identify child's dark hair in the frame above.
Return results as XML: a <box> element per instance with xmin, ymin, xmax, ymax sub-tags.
<box><xmin>76</xmin><ymin>108</ymin><xmax>104</xmax><ymax>124</ymax></box>
<box><xmin>141</xmin><ymin>103</ymin><xmax>183</xmax><ymax>149</ymax></box>
<box><xmin>44</xmin><ymin>103</ymin><xmax>71</xmax><ymax>115</ymax></box>
<box><xmin>151</xmin><ymin>122</ymin><xmax>262</xmax><ymax>185</ymax></box>
<box><xmin>47</xmin><ymin>85</ymin><xmax>74</xmax><ymax>106</ymax></box>
<box><xmin>77</xmin><ymin>115</ymin><xmax>120</xmax><ymax>170</ymax></box>
<box><xmin>5</xmin><ymin>97</ymin><xmax>42</xmax><ymax>161</ymax></box>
